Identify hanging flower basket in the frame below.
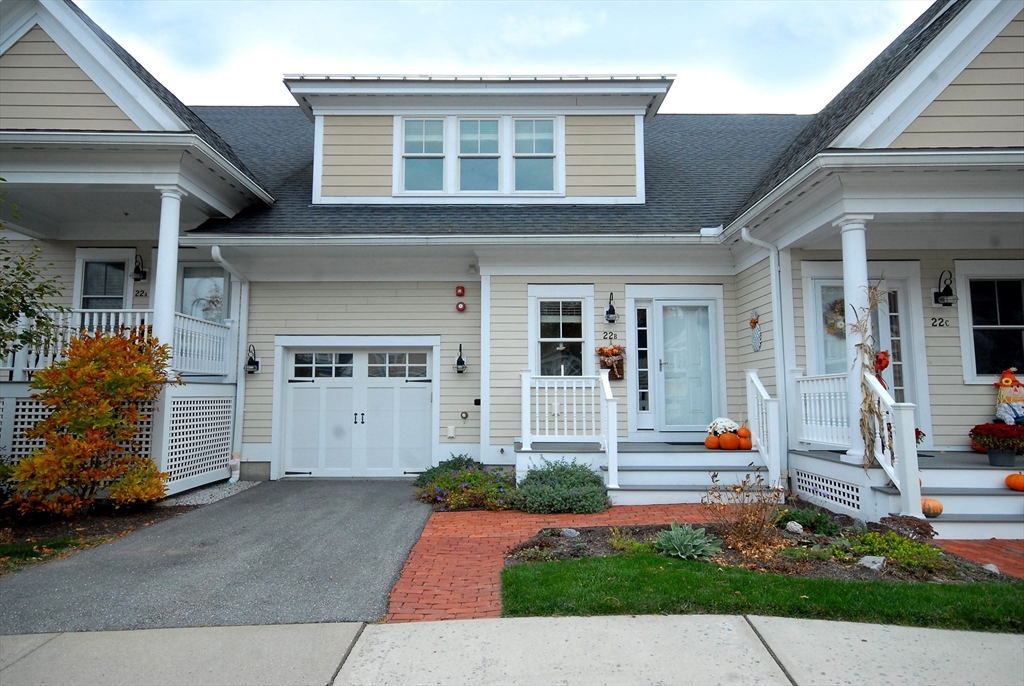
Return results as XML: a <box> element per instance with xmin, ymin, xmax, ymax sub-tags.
<box><xmin>596</xmin><ymin>345</ymin><xmax>625</xmax><ymax>380</ymax></box>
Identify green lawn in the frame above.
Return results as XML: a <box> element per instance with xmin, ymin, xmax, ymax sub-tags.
<box><xmin>501</xmin><ymin>553</ymin><xmax>1024</xmax><ymax>634</ymax></box>
<box><xmin>0</xmin><ymin>535</ymin><xmax>110</xmax><ymax>574</ymax></box>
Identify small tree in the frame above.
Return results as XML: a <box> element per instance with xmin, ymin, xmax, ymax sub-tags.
<box><xmin>6</xmin><ymin>328</ymin><xmax>176</xmax><ymax>516</ymax></box>
<box><xmin>1</xmin><ymin>180</ymin><xmax>67</xmax><ymax>360</ymax></box>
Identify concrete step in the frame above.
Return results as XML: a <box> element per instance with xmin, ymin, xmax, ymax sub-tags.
<box><xmin>602</xmin><ymin>465</ymin><xmax>771</xmax><ymax>487</ymax></box>
<box><xmin>922</xmin><ymin>514</ymin><xmax>1024</xmax><ymax>540</ymax></box>
<box><xmin>617</xmin><ymin>452</ymin><xmax>764</xmax><ymax>468</ymax></box>
<box><xmin>917</xmin><ymin>468</ymin><xmax>1024</xmax><ymax>489</ymax></box>
<box><xmin>608</xmin><ymin>484</ymin><xmax>782</xmax><ymax>506</ymax></box>
<box><xmin>873</xmin><ymin>487</ymin><xmax>1024</xmax><ymax>516</ymax></box>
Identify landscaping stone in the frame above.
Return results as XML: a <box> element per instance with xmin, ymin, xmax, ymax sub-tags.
<box><xmin>984</xmin><ymin>563</ymin><xmax>1001</xmax><ymax>574</ymax></box>
<box><xmin>858</xmin><ymin>555</ymin><xmax>886</xmax><ymax>571</ymax></box>
<box><xmin>560</xmin><ymin>528</ymin><xmax>580</xmax><ymax>538</ymax></box>
<box><xmin>785</xmin><ymin>521</ymin><xmax>804</xmax><ymax>534</ymax></box>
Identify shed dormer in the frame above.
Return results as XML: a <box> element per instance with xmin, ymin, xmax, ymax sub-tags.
<box><xmin>284</xmin><ymin>75</ymin><xmax>673</xmax><ymax>205</ymax></box>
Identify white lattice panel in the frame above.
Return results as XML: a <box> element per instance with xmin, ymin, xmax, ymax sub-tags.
<box><xmin>794</xmin><ymin>469</ymin><xmax>861</xmax><ymax>510</ymax></box>
<box><xmin>11</xmin><ymin>398</ymin><xmax>48</xmax><ymax>458</ymax></box>
<box><xmin>165</xmin><ymin>397</ymin><xmax>233</xmax><ymax>482</ymax></box>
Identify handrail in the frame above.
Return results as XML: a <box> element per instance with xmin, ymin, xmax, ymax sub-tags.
<box><xmin>863</xmin><ymin>374</ymin><xmax>923</xmax><ymax>517</ymax></box>
<box><xmin>173</xmin><ymin>312</ymin><xmax>232</xmax><ymax>376</ymax></box>
<box><xmin>745</xmin><ymin>369</ymin><xmax>781</xmax><ymax>487</ymax></box>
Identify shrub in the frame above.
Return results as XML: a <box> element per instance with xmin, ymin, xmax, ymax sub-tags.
<box><xmin>5</xmin><ymin>329</ymin><xmax>174</xmax><ymax>516</ymax></box>
<box><xmin>848</xmin><ymin>531</ymin><xmax>949</xmax><ymax>572</ymax></box>
<box><xmin>417</xmin><ymin>464</ymin><xmax>515</xmax><ymax>510</ymax></box>
<box><xmin>702</xmin><ymin>468</ymin><xmax>786</xmax><ymax>560</ymax></box>
<box><xmin>776</xmin><ymin>507</ymin><xmax>842</xmax><ymax>537</ymax></box>
<box><xmin>413</xmin><ymin>454</ymin><xmax>483</xmax><ymax>488</ymax></box>
<box><xmin>655</xmin><ymin>521</ymin><xmax>722</xmax><ymax>560</ymax></box>
<box><xmin>512</xmin><ymin>459</ymin><xmax>611</xmax><ymax>514</ymax></box>
<box><xmin>609</xmin><ymin>527</ymin><xmax>656</xmax><ymax>555</ymax></box>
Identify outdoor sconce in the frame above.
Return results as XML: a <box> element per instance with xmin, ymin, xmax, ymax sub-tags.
<box><xmin>604</xmin><ymin>292</ymin><xmax>618</xmax><ymax>324</ymax></box>
<box><xmin>131</xmin><ymin>255</ymin><xmax>148</xmax><ymax>282</ymax></box>
<box><xmin>934</xmin><ymin>270</ymin><xmax>958</xmax><ymax>307</ymax></box>
<box><xmin>244</xmin><ymin>344</ymin><xmax>261</xmax><ymax>374</ymax></box>
<box><xmin>453</xmin><ymin>344</ymin><xmax>468</xmax><ymax>374</ymax></box>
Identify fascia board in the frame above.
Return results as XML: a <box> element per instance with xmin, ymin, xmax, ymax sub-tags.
<box><xmin>723</xmin><ymin>149</ymin><xmax>1024</xmax><ymax>242</ymax></box>
<box><xmin>0</xmin><ymin>131</ymin><xmax>274</xmax><ymax>204</ymax></box>
<box><xmin>284</xmin><ymin>78</ymin><xmax>672</xmax><ymax>97</ymax></box>
<box><xmin>14</xmin><ymin>0</ymin><xmax>188</xmax><ymax>132</ymax></box>
<box><xmin>180</xmin><ymin>233</ymin><xmax>714</xmax><ymax>248</ymax></box>
<box><xmin>834</xmin><ymin>0</ymin><xmax>1024</xmax><ymax>149</ymax></box>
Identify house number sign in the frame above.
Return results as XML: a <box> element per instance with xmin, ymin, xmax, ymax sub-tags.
<box><xmin>930</xmin><ymin>318</ymin><xmax>950</xmax><ymax>327</ymax></box>
<box><xmin>602</xmin><ymin>332</ymin><xmax>618</xmax><ymax>340</ymax></box>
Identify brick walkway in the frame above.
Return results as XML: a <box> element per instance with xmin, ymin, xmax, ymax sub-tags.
<box><xmin>937</xmin><ymin>539</ymin><xmax>1024</xmax><ymax>578</ymax></box>
<box><xmin>387</xmin><ymin>505</ymin><xmax>707</xmax><ymax>622</ymax></box>
<box><xmin>388</xmin><ymin>507</ymin><xmax>1024</xmax><ymax>623</ymax></box>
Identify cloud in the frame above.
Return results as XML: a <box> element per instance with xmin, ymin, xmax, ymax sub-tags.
<box><xmin>499</xmin><ymin>13</ymin><xmax>595</xmax><ymax>49</ymax></box>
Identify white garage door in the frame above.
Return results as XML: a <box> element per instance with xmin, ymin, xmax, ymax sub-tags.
<box><xmin>284</xmin><ymin>350</ymin><xmax>432</xmax><ymax>477</ymax></box>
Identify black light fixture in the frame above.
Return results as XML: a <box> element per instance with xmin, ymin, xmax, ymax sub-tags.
<box><xmin>934</xmin><ymin>270</ymin><xmax>958</xmax><ymax>307</ymax></box>
<box><xmin>244</xmin><ymin>344</ymin><xmax>261</xmax><ymax>374</ymax></box>
<box><xmin>131</xmin><ymin>254</ymin><xmax>148</xmax><ymax>282</ymax></box>
<box><xmin>604</xmin><ymin>292</ymin><xmax>618</xmax><ymax>324</ymax></box>
<box><xmin>453</xmin><ymin>344</ymin><xmax>468</xmax><ymax>374</ymax></box>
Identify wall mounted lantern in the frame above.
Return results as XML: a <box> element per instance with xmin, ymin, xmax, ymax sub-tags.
<box><xmin>131</xmin><ymin>255</ymin><xmax>148</xmax><ymax>282</ymax></box>
<box><xmin>934</xmin><ymin>270</ymin><xmax>958</xmax><ymax>307</ymax></box>
<box><xmin>604</xmin><ymin>292</ymin><xmax>618</xmax><ymax>324</ymax></box>
<box><xmin>453</xmin><ymin>344</ymin><xmax>468</xmax><ymax>374</ymax></box>
<box><xmin>244</xmin><ymin>344</ymin><xmax>261</xmax><ymax>374</ymax></box>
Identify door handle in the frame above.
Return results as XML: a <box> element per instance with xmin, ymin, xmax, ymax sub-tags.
<box><xmin>360</xmin><ymin>413</ymin><xmax>365</xmax><ymax>424</ymax></box>
<box><xmin>288</xmin><ymin>379</ymin><xmax>315</xmax><ymax>383</ymax></box>
<box><xmin>659</xmin><ymin>359</ymin><xmax>665</xmax><ymax>371</ymax></box>
<box><xmin>405</xmin><ymin>379</ymin><xmax>432</xmax><ymax>383</ymax></box>
<box><xmin>354</xmin><ymin>413</ymin><xmax>358</xmax><ymax>424</ymax></box>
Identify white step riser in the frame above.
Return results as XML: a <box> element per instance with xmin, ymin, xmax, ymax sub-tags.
<box><xmin>609</xmin><ymin>489</ymin><xmax>708</xmax><ymax>506</ymax></box>
<box><xmin>930</xmin><ymin>520</ymin><xmax>1024</xmax><ymax>540</ymax></box>
<box><xmin>884</xmin><ymin>493</ymin><xmax>1024</xmax><ymax>517</ymax></box>
<box><xmin>613</xmin><ymin>470</ymin><xmax>765</xmax><ymax>488</ymax></box>
<box><xmin>919</xmin><ymin>470</ymin><xmax>1024</xmax><ymax>489</ymax></box>
<box><xmin>618</xmin><ymin>452</ymin><xmax>764</xmax><ymax>468</ymax></box>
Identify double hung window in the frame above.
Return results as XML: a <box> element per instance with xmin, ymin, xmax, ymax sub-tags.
<box><xmin>81</xmin><ymin>261</ymin><xmax>126</xmax><ymax>310</ymax></box>
<box><xmin>967</xmin><ymin>278</ymin><xmax>1024</xmax><ymax>375</ymax></box>
<box><xmin>459</xmin><ymin>119</ymin><xmax>499</xmax><ymax>191</ymax></box>
<box><xmin>403</xmin><ymin>119</ymin><xmax>445</xmax><ymax>191</ymax></box>
<box><xmin>514</xmin><ymin>119</ymin><xmax>555</xmax><ymax>191</ymax></box>
<box><xmin>538</xmin><ymin>300</ymin><xmax>584</xmax><ymax>376</ymax></box>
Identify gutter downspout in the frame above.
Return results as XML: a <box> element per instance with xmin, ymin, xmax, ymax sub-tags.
<box><xmin>212</xmin><ymin>246</ymin><xmax>249</xmax><ymax>483</ymax></box>
<box><xmin>739</xmin><ymin>228</ymin><xmax>789</xmax><ymax>478</ymax></box>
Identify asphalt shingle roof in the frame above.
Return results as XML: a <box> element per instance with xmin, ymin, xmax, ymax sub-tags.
<box><xmin>63</xmin><ymin>0</ymin><xmax>266</xmax><ymax>195</ymax></box>
<box><xmin>732</xmin><ymin>0</ymin><xmax>969</xmax><ymax>221</ymax></box>
<box><xmin>189</xmin><ymin>109</ymin><xmax>811</xmax><ymax>236</ymax></box>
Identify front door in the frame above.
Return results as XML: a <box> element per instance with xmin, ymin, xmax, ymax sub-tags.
<box><xmin>655</xmin><ymin>301</ymin><xmax>717</xmax><ymax>431</ymax></box>
<box><xmin>284</xmin><ymin>350</ymin><xmax>432</xmax><ymax>477</ymax></box>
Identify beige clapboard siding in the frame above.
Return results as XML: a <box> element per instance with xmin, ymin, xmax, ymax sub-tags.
<box><xmin>791</xmin><ymin>248</ymin><xmax>1024</xmax><ymax>448</ymax></box>
<box><xmin>0</xmin><ymin>26</ymin><xmax>139</xmax><ymax>131</ymax></box>
<box><xmin>736</xmin><ymin>259</ymin><xmax>776</xmax><ymax>397</ymax></box>
<box><xmin>564</xmin><ymin>115</ymin><xmax>636</xmax><ymax>197</ymax></box>
<box><xmin>488</xmin><ymin>274</ymin><xmax>740</xmax><ymax>445</ymax></box>
<box><xmin>891</xmin><ymin>12</ymin><xmax>1023</xmax><ymax>148</ymax></box>
<box><xmin>242</xmin><ymin>281</ymin><xmax>480</xmax><ymax>445</ymax></box>
<box><xmin>320</xmin><ymin>116</ymin><xmax>393</xmax><ymax>197</ymax></box>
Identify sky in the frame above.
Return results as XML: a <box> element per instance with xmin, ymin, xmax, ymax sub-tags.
<box><xmin>76</xmin><ymin>0</ymin><xmax>933</xmax><ymax>114</ymax></box>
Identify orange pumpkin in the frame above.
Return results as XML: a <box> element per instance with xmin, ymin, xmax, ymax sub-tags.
<box><xmin>921</xmin><ymin>497</ymin><xmax>943</xmax><ymax>519</ymax></box>
<box><xmin>738</xmin><ymin>437</ymin><xmax>753</xmax><ymax>450</ymax></box>
<box><xmin>737</xmin><ymin>427</ymin><xmax>751</xmax><ymax>439</ymax></box>
<box><xmin>719</xmin><ymin>432</ymin><xmax>740</xmax><ymax>450</ymax></box>
<box><xmin>704</xmin><ymin>435</ymin><xmax>720</xmax><ymax>449</ymax></box>
<box><xmin>1006</xmin><ymin>473</ymin><xmax>1024</xmax><ymax>492</ymax></box>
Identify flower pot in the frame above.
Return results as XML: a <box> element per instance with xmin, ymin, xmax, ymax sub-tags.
<box><xmin>987</xmin><ymin>449</ymin><xmax>1016</xmax><ymax>467</ymax></box>
<box><xmin>600</xmin><ymin>357</ymin><xmax>624</xmax><ymax>381</ymax></box>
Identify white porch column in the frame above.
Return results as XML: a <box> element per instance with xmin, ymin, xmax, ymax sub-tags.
<box><xmin>152</xmin><ymin>186</ymin><xmax>186</xmax><ymax>350</ymax></box>
<box><xmin>835</xmin><ymin>214</ymin><xmax>873</xmax><ymax>465</ymax></box>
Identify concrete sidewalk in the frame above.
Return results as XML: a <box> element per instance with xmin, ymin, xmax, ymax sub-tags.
<box><xmin>3</xmin><ymin>616</ymin><xmax>1022</xmax><ymax>686</ymax></box>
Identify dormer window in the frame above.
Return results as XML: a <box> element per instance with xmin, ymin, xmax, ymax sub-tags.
<box><xmin>459</xmin><ymin>119</ymin><xmax>500</xmax><ymax>191</ymax></box>
<box><xmin>403</xmin><ymin>119</ymin><xmax>445</xmax><ymax>191</ymax></box>
<box><xmin>514</xmin><ymin>119</ymin><xmax>555</xmax><ymax>191</ymax></box>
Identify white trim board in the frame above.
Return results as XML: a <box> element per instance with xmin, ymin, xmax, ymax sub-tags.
<box><xmin>955</xmin><ymin>259</ymin><xmax>1024</xmax><ymax>385</ymax></box>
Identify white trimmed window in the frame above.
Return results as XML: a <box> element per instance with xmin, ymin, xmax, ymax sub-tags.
<box><xmin>956</xmin><ymin>260</ymin><xmax>1024</xmax><ymax>383</ymax></box>
<box><xmin>527</xmin><ymin>284</ymin><xmax>594</xmax><ymax>377</ymax></box>
<box><xmin>73</xmin><ymin>248</ymin><xmax>135</xmax><ymax>311</ymax></box>
<box><xmin>395</xmin><ymin>115</ymin><xmax>563</xmax><ymax>197</ymax></box>
<box><xmin>403</xmin><ymin>119</ymin><xmax>445</xmax><ymax>191</ymax></box>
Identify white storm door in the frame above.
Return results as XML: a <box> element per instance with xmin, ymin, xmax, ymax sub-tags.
<box><xmin>656</xmin><ymin>301</ymin><xmax>716</xmax><ymax>431</ymax></box>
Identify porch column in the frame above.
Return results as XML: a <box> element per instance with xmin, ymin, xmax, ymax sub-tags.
<box><xmin>835</xmin><ymin>214</ymin><xmax>873</xmax><ymax>465</ymax></box>
<box><xmin>152</xmin><ymin>186</ymin><xmax>186</xmax><ymax>351</ymax></box>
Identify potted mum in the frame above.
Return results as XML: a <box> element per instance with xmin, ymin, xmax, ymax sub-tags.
<box><xmin>969</xmin><ymin>423</ymin><xmax>1024</xmax><ymax>467</ymax></box>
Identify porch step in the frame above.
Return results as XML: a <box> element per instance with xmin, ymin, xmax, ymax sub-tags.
<box><xmin>609</xmin><ymin>484</ymin><xmax>781</xmax><ymax>506</ymax></box>
<box><xmin>905</xmin><ymin>513</ymin><xmax>1024</xmax><ymax>540</ymax></box>
<box><xmin>873</xmin><ymin>486</ymin><xmax>1024</xmax><ymax>518</ymax></box>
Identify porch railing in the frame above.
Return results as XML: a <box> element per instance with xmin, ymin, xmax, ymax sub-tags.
<box><xmin>520</xmin><ymin>371</ymin><xmax>619</xmax><ymax>486</ymax></box>
<box><xmin>745</xmin><ymin>369</ymin><xmax>781</xmax><ymax>487</ymax></box>
<box><xmin>2</xmin><ymin>310</ymin><xmax>154</xmax><ymax>380</ymax></box>
<box><xmin>864</xmin><ymin>374</ymin><xmax>923</xmax><ymax>517</ymax></box>
<box><xmin>173</xmin><ymin>313</ymin><xmax>233</xmax><ymax>376</ymax></box>
<box><xmin>794</xmin><ymin>372</ymin><xmax>850</xmax><ymax>446</ymax></box>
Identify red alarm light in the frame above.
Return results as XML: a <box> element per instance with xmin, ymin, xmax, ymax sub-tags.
<box><xmin>456</xmin><ymin>302</ymin><xmax>467</xmax><ymax>312</ymax></box>
<box><xmin>455</xmin><ymin>285</ymin><xmax>465</xmax><ymax>297</ymax></box>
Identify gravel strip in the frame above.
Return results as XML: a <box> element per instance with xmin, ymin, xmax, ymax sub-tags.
<box><xmin>156</xmin><ymin>480</ymin><xmax>261</xmax><ymax>507</ymax></box>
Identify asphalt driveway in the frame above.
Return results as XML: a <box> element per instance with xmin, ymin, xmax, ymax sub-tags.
<box><xmin>0</xmin><ymin>480</ymin><xmax>432</xmax><ymax>634</ymax></box>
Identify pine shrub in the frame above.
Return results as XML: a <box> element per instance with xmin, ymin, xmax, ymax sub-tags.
<box><xmin>512</xmin><ymin>459</ymin><xmax>611</xmax><ymax>514</ymax></box>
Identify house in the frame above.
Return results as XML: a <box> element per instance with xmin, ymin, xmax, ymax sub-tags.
<box><xmin>1</xmin><ymin>0</ymin><xmax>1021</xmax><ymax>538</ymax></box>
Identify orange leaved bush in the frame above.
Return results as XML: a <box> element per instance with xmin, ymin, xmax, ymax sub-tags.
<box><xmin>6</xmin><ymin>328</ymin><xmax>177</xmax><ymax>516</ymax></box>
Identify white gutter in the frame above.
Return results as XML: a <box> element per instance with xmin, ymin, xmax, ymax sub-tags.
<box><xmin>212</xmin><ymin>246</ymin><xmax>250</xmax><ymax>481</ymax></box>
<box><xmin>183</xmin><ymin>233</ymin><xmax>727</xmax><ymax>248</ymax></box>
<box><xmin>740</xmin><ymin>227</ymin><xmax>789</xmax><ymax>475</ymax></box>
<box><xmin>0</xmin><ymin>131</ymin><xmax>275</xmax><ymax>205</ymax></box>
